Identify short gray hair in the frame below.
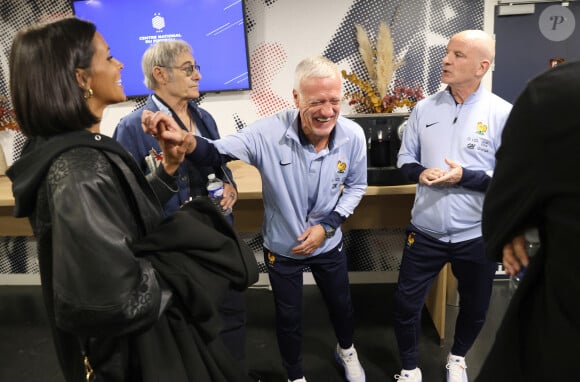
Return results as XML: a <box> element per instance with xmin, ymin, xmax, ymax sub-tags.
<box><xmin>142</xmin><ymin>40</ymin><xmax>192</xmax><ymax>90</ymax></box>
<box><xmin>293</xmin><ymin>56</ymin><xmax>341</xmax><ymax>95</ymax></box>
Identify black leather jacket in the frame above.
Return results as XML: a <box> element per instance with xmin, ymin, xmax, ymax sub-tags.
<box><xmin>8</xmin><ymin>131</ymin><xmax>177</xmax><ymax>381</ymax></box>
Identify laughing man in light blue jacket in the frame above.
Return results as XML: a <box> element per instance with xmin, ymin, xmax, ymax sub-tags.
<box><xmin>176</xmin><ymin>56</ymin><xmax>368</xmax><ymax>382</ymax></box>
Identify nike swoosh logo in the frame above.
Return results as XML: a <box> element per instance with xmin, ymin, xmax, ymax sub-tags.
<box><xmin>279</xmin><ymin>161</ymin><xmax>291</xmax><ymax>166</ymax></box>
<box><xmin>338</xmin><ymin>244</ymin><xmax>344</xmax><ymax>252</ymax></box>
<box><xmin>426</xmin><ymin>122</ymin><xmax>439</xmax><ymax>128</ymax></box>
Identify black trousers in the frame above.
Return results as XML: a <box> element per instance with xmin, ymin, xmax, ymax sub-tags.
<box><xmin>393</xmin><ymin>225</ymin><xmax>496</xmax><ymax>370</ymax></box>
<box><xmin>263</xmin><ymin>242</ymin><xmax>355</xmax><ymax>380</ymax></box>
<box><xmin>219</xmin><ymin>287</ymin><xmax>247</xmax><ymax>368</ymax></box>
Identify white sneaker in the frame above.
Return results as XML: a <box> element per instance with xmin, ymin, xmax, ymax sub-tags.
<box><xmin>394</xmin><ymin>367</ymin><xmax>422</xmax><ymax>381</ymax></box>
<box><xmin>446</xmin><ymin>353</ymin><xmax>468</xmax><ymax>382</ymax></box>
<box><xmin>288</xmin><ymin>379</ymin><xmax>306</xmax><ymax>382</ymax></box>
<box><xmin>335</xmin><ymin>344</ymin><xmax>366</xmax><ymax>381</ymax></box>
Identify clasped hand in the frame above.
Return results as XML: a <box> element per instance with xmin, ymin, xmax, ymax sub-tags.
<box><xmin>419</xmin><ymin>158</ymin><xmax>463</xmax><ymax>186</ymax></box>
<box><xmin>291</xmin><ymin>224</ymin><xmax>326</xmax><ymax>256</ymax></box>
<box><xmin>141</xmin><ymin>110</ymin><xmax>195</xmax><ymax>174</ymax></box>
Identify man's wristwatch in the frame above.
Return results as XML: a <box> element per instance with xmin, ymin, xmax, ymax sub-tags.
<box><xmin>320</xmin><ymin>223</ymin><xmax>336</xmax><ymax>239</ymax></box>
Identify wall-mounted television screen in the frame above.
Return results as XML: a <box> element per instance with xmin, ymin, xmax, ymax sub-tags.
<box><xmin>72</xmin><ymin>0</ymin><xmax>252</xmax><ymax>97</ymax></box>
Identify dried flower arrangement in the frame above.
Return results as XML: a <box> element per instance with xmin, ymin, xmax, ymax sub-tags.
<box><xmin>342</xmin><ymin>22</ymin><xmax>424</xmax><ymax>114</ymax></box>
<box><xmin>0</xmin><ymin>96</ymin><xmax>19</xmax><ymax>131</ymax></box>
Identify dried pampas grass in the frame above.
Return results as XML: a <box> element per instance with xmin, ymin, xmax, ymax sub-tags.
<box><xmin>354</xmin><ymin>21</ymin><xmax>398</xmax><ymax>97</ymax></box>
<box><xmin>355</xmin><ymin>24</ymin><xmax>377</xmax><ymax>84</ymax></box>
<box><xmin>376</xmin><ymin>22</ymin><xmax>398</xmax><ymax>98</ymax></box>
<box><xmin>344</xmin><ymin>21</ymin><xmax>421</xmax><ymax>113</ymax></box>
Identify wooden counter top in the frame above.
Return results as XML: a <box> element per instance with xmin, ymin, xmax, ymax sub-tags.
<box><xmin>0</xmin><ymin>175</ymin><xmax>33</xmax><ymax>236</ymax></box>
<box><xmin>0</xmin><ymin>175</ymin><xmax>16</xmax><ymax>207</ymax></box>
<box><xmin>0</xmin><ymin>161</ymin><xmax>416</xmax><ymax>236</ymax></box>
<box><xmin>226</xmin><ymin>160</ymin><xmax>417</xmax><ymax>198</ymax></box>
<box><xmin>226</xmin><ymin>160</ymin><xmax>262</xmax><ymax>199</ymax></box>
<box><xmin>0</xmin><ymin>161</ymin><xmax>416</xmax><ymax>206</ymax></box>
<box><xmin>224</xmin><ymin>160</ymin><xmax>416</xmax><ymax>232</ymax></box>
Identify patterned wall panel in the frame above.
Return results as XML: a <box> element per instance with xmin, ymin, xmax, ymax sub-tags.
<box><xmin>325</xmin><ymin>0</ymin><xmax>484</xmax><ymax>100</ymax></box>
<box><xmin>0</xmin><ymin>237</ymin><xmax>38</xmax><ymax>274</ymax></box>
<box><xmin>1</xmin><ymin>1</ymin><xmax>74</xmax><ymax>163</ymax></box>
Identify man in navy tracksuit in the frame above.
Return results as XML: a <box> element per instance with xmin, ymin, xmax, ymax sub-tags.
<box><xmin>393</xmin><ymin>30</ymin><xmax>512</xmax><ymax>382</ymax></box>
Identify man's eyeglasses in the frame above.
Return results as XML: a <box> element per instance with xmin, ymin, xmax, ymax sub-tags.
<box><xmin>159</xmin><ymin>63</ymin><xmax>201</xmax><ymax>76</ymax></box>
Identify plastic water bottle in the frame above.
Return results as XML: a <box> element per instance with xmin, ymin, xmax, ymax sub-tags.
<box><xmin>509</xmin><ymin>228</ymin><xmax>540</xmax><ymax>292</ymax></box>
<box><xmin>206</xmin><ymin>173</ymin><xmax>232</xmax><ymax>215</ymax></box>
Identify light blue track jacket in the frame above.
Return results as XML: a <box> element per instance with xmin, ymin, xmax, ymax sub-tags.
<box><xmin>211</xmin><ymin>110</ymin><xmax>367</xmax><ymax>258</ymax></box>
<box><xmin>397</xmin><ymin>85</ymin><xmax>512</xmax><ymax>242</ymax></box>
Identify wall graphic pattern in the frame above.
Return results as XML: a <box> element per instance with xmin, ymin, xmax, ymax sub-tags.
<box><xmin>326</xmin><ymin>0</ymin><xmax>484</xmax><ymax>101</ymax></box>
<box><xmin>0</xmin><ymin>1</ymin><xmax>74</xmax><ymax>165</ymax></box>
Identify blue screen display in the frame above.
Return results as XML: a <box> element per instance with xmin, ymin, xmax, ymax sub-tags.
<box><xmin>72</xmin><ymin>0</ymin><xmax>251</xmax><ymax>96</ymax></box>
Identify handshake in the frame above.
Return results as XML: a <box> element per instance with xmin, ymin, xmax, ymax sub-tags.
<box><xmin>141</xmin><ymin>110</ymin><xmax>197</xmax><ymax>174</ymax></box>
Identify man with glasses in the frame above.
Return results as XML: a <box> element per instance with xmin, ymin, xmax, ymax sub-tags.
<box><xmin>113</xmin><ymin>40</ymin><xmax>248</xmax><ymax>375</ymax></box>
<box><xmin>159</xmin><ymin>62</ymin><xmax>201</xmax><ymax>77</ymax></box>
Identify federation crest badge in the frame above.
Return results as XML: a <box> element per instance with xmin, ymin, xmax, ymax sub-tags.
<box><xmin>406</xmin><ymin>232</ymin><xmax>415</xmax><ymax>247</ymax></box>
